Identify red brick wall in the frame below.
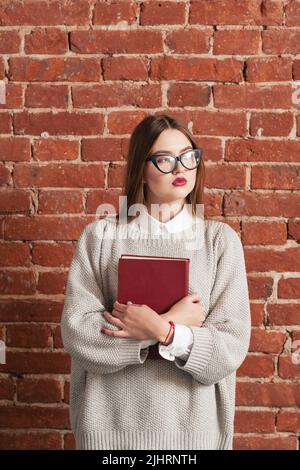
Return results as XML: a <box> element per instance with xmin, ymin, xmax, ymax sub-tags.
<box><xmin>0</xmin><ymin>0</ymin><xmax>300</xmax><ymax>451</ymax></box>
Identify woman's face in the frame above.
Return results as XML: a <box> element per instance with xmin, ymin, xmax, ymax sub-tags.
<box><xmin>143</xmin><ymin>128</ymin><xmax>198</xmax><ymax>206</ymax></box>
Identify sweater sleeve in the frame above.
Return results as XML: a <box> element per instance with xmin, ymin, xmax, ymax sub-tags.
<box><xmin>60</xmin><ymin>220</ymin><xmax>149</xmax><ymax>375</ymax></box>
<box><xmin>174</xmin><ymin>223</ymin><xmax>251</xmax><ymax>385</ymax></box>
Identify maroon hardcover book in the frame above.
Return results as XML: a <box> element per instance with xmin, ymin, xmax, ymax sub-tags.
<box><xmin>117</xmin><ymin>254</ymin><xmax>190</xmax><ymax>360</ymax></box>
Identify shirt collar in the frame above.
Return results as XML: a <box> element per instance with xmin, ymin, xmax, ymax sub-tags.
<box><xmin>134</xmin><ymin>204</ymin><xmax>195</xmax><ymax>235</ymax></box>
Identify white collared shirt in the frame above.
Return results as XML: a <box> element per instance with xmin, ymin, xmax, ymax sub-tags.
<box><xmin>133</xmin><ymin>204</ymin><xmax>195</xmax><ymax>362</ymax></box>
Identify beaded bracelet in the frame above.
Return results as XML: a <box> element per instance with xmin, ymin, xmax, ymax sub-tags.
<box><xmin>161</xmin><ymin>321</ymin><xmax>175</xmax><ymax>346</ymax></box>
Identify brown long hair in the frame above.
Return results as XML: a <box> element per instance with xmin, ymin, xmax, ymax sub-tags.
<box><xmin>119</xmin><ymin>113</ymin><xmax>205</xmax><ymax>223</ymax></box>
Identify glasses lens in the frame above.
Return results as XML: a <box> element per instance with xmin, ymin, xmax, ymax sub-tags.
<box><xmin>180</xmin><ymin>150</ymin><xmax>198</xmax><ymax>169</ymax></box>
<box><xmin>156</xmin><ymin>155</ymin><xmax>175</xmax><ymax>173</ymax></box>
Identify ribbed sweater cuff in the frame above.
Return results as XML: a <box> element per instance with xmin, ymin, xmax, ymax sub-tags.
<box><xmin>122</xmin><ymin>339</ymin><xmax>149</xmax><ymax>365</ymax></box>
<box><xmin>174</xmin><ymin>326</ymin><xmax>213</xmax><ymax>376</ymax></box>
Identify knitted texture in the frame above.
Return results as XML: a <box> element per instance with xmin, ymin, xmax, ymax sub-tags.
<box><xmin>61</xmin><ymin>216</ymin><xmax>251</xmax><ymax>450</ymax></box>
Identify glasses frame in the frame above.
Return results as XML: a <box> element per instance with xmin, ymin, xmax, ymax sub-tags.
<box><xmin>145</xmin><ymin>148</ymin><xmax>203</xmax><ymax>174</ymax></box>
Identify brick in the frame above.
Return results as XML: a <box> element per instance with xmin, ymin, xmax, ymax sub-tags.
<box><xmin>0</xmin><ymin>30</ymin><xmax>20</xmax><ymax>53</ymax></box>
<box><xmin>0</xmin><ymin>377</ymin><xmax>15</xmax><ymax>400</ymax></box>
<box><xmin>263</xmin><ymin>30</ymin><xmax>300</xmax><ymax>54</ymax></box>
<box><xmin>0</xmin><ymin>113</ymin><xmax>11</xmax><ymax>133</ymax></box>
<box><xmin>234</xmin><ymin>411</ymin><xmax>275</xmax><ymax>433</ymax></box>
<box><xmin>72</xmin><ymin>83</ymin><xmax>161</xmax><ymax>108</ymax></box>
<box><xmin>192</xmin><ymin>111</ymin><xmax>246</xmax><ymax>136</ymax></box>
<box><xmin>9</xmin><ymin>57</ymin><xmax>100</xmax><ymax>82</ymax></box>
<box><xmin>278</xmin><ymin>356</ymin><xmax>300</xmax><ymax>379</ymax></box>
<box><xmin>236</xmin><ymin>382</ymin><xmax>300</xmax><ymax>407</ymax></box>
<box><xmin>0</xmin><ymin>138</ymin><xmax>30</xmax><ymax>162</ymax></box>
<box><xmin>102</xmin><ymin>57</ymin><xmax>149</xmax><ymax>81</ymax></box>
<box><xmin>246</xmin><ymin>57</ymin><xmax>292</xmax><ymax>82</ymax></box>
<box><xmin>195</xmin><ymin>137</ymin><xmax>222</xmax><ymax>162</ymax></box>
<box><xmin>14</xmin><ymin>163</ymin><xmax>104</xmax><ymax>188</ymax></box>
<box><xmin>237</xmin><ymin>355</ymin><xmax>274</xmax><ymax>378</ymax></box>
<box><xmin>17</xmin><ymin>377</ymin><xmax>62</xmax><ymax>403</ymax></box>
<box><xmin>278</xmin><ymin>278</ymin><xmax>300</xmax><ymax>299</ymax></box>
<box><xmin>140</xmin><ymin>1</ymin><xmax>185</xmax><ymax>25</ymax></box>
<box><xmin>168</xmin><ymin>83</ymin><xmax>210</xmax><ymax>107</ymax></box>
<box><xmin>0</xmin><ymin>242</ymin><xmax>30</xmax><ymax>267</ymax></box>
<box><xmin>0</xmin><ymin>299</ymin><xmax>63</xmax><ymax>322</ymax></box>
<box><xmin>245</xmin><ymin>248</ymin><xmax>300</xmax><ymax>272</ymax></box>
<box><xmin>107</xmin><ymin>110</ymin><xmax>150</xmax><ymax>134</ymax></box>
<box><xmin>0</xmin><ymin>189</ymin><xmax>31</xmax><ymax>212</ymax></box>
<box><xmin>0</xmin><ymin>270</ymin><xmax>36</xmax><ymax>295</ymax></box>
<box><xmin>0</xmin><ymin>431</ymin><xmax>63</xmax><ymax>450</ymax></box>
<box><xmin>14</xmin><ymin>111</ymin><xmax>104</xmax><ymax>136</ymax></box>
<box><xmin>151</xmin><ymin>57</ymin><xmax>244</xmax><ymax>82</ymax></box>
<box><xmin>292</xmin><ymin>60</ymin><xmax>300</xmax><ymax>80</ymax></box>
<box><xmin>214</xmin><ymin>84</ymin><xmax>292</xmax><ymax>109</ymax></box>
<box><xmin>247</xmin><ymin>276</ymin><xmax>273</xmax><ymax>300</ymax></box>
<box><xmin>190</xmin><ymin>0</ymin><xmax>283</xmax><ymax>26</ymax></box>
<box><xmin>203</xmin><ymin>193</ymin><xmax>223</xmax><ymax>216</ymax></box>
<box><xmin>292</xmin><ymin>331</ymin><xmax>300</xmax><ymax>342</ymax></box>
<box><xmin>0</xmin><ymin>165</ymin><xmax>10</xmax><ymax>185</ymax></box>
<box><xmin>268</xmin><ymin>304</ymin><xmax>300</xmax><ymax>326</ymax></box>
<box><xmin>25</xmin><ymin>28</ymin><xmax>68</xmax><ymax>54</ymax></box>
<box><xmin>225</xmin><ymin>140</ymin><xmax>300</xmax><ymax>162</ymax></box>
<box><xmin>286</xmin><ymin>1</ymin><xmax>300</xmax><ymax>26</ymax></box>
<box><xmin>6</xmin><ymin>324</ymin><xmax>52</xmax><ymax>348</ymax></box>
<box><xmin>242</xmin><ymin>221</ymin><xmax>287</xmax><ymax>245</ymax></box>
<box><xmin>86</xmin><ymin>188</ymin><xmax>123</xmax><ymax>216</ymax></box>
<box><xmin>205</xmin><ymin>164</ymin><xmax>246</xmax><ymax>189</ymax></box>
<box><xmin>4</xmin><ymin>216</ymin><xmax>93</xmax><ymax>241</ymax></box>
<box><xmin>0</xmin><ymin>351</ymin><xmax>71</xmax><ymax>374</ymax></box>
<box><xmin>250</xmin><ymin>112</ymin><xmax>293</xmax><ymax>137</ymax></box>
<box><xmin>53</xmin><ymin>325</ymin><xmax>63</xmax><ymax>349</ymax></box>
<box><xmin>165</xmin><ymin>29</ymin><xmax>211</xmax><ymax>54</ymax></box>
<box><xmin>234</xmin><ymin>436</ymin><xmax>297</xmax><ymax>451</ymax></box>
<box><xmin>81</xmin><ymin>138</ymin><xmax>125</xmax><ymax>162</ymax></box>
<box><xmin>277</xmin><ymin>411</ymin><xmax>300</xmax><ymax>432</ymax></box>
<box><xmin>32</xmin><ymin>242</ymin><xmax>75</xmax><ymax>267</ymax></box>
<box><xmin>289</xmin><ymin>220</ymin><xmax>300</xmax><ymax>243</ymax></box>
<box><xmin>108</xmin><ymin>163</ymin><xmax>126</xmax><ymax>188</ymax></box>
<box><xmin>0</xmin><ymin>0</ymin><xmax>90</xmax><ymax>26</ymax></box>
<box><xmin>93</xmin><ymin>1</ymin><xmax>138</xmax><ymax>25</ymax></box>
<box><xmin>251</xmin><ymin>165</ymin><xmax>300</xmax><ymax>190</ymax></box>
<box><xmin>37</xmin><ymin>271</ymin><xmax>67</xmax><ymax>295</ymax></box>
<box><xmin>0</xmin><ymin>406</ymin><xmax>70</xmax><ymax>429</ymax></box>
<box><xmin>38</xmin><ymin>190</ymin><xmax>84</xmax><ymax>214</ymax></box>
<box><xmin>250</xmin><ymin>303</ymin><xmax>264</xmax><ymax>326</ymax></box>
<box><xmin>0</xmin><ymin>84</ymin><xmax>23</xmax><ymax>109</ymax></box>
<box><xmin>249</xmin><ymin>329</ymin><xmax>287</xmax><ymax>353</ymax></box>
<box><xmin>64</xmin><ymin>432</ymin><xmax>75</xmax><ymax>450</ymax></box>
<box><xmin>70</xmin><ymin>30</ymin><xmax>163</xmax><ymax>54</ymax></box>
<box><xmin>33</xmin><ymin>139</ymin><xmax>79</xmax><ymax>161</ymax></box>
<box><xmin>214</xmin><ymin>30</ymin><xmax>260</xmax><ymax>55</ymax></box>
<box><xmin>25</xmin><ymin>84</ymin><xmax>68</xmax><ymax>108</ymax></box>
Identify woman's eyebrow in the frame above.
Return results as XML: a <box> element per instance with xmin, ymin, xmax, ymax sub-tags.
<box><xmin>151</xmin><ymin>145</ymin><xmax>193</xmax><ymax>155</ymax></box>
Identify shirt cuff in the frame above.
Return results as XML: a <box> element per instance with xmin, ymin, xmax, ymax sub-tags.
<box><xmin>159</xmin><ymin>324</ymin><xmax>194</xmax><ymax>361</ymax></box>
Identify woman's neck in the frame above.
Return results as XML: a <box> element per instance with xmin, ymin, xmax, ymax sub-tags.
<box><xmin>145</xmin><ymin>200</ymin><xmax>185</xmax><ymax>223</ymax></box>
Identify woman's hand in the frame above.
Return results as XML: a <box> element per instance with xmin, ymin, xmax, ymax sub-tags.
<box><xmin>101</xmin><ymin>300</ymin><xmax>169</xmax><ymax>342</ymax></box>
<box><xmin>160</xmin><ymin>293</ymin><xmax>205</xmax><ymax>327</ymax></box>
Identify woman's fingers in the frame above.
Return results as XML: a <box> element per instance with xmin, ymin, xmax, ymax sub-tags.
<box><xmin>102</xmin><ymin>310</ymin><xmax>122</xmax><ymax>327</ymax></box>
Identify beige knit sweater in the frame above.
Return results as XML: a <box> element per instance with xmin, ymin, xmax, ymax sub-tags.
<box><xmin>61</xmin><ymin>215</ymin><xmax>251</xmax><ymax>450</ymax></box>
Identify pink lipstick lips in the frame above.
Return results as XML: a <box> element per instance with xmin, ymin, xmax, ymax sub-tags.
<box><xmin>172</xmin><ymin>177</ymin><xmax>187</xmax><ymax>186</ymax></box>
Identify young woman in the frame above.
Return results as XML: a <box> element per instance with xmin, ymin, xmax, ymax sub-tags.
<box><xmin>61</xmin><ymin>114</ymin><xmax>251</xmax><ymax>450</ymax></box>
